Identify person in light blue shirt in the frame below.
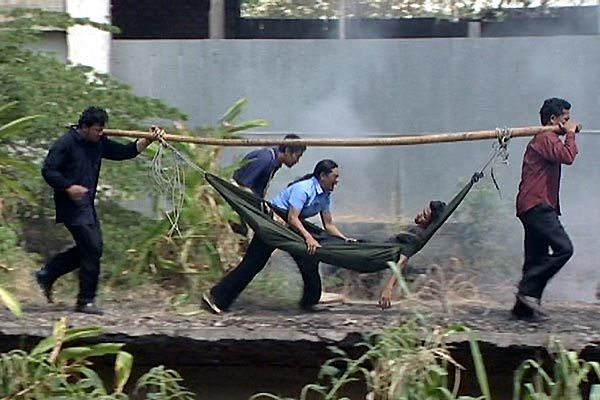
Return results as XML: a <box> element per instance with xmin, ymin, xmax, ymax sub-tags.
<box><xmin>271</xmin><ymin>175</ymin><xmax>331</xmax><ymax>219</ymax></box>
<box><xmin>203</xmin><ymin>159</ymin><xmax>352</xmax><ymax>314</ymax></box>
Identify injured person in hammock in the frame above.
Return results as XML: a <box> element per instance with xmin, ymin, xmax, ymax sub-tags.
<box><xmin>204</xmin><ymin>171</ymin><xmax>481</xmax><ymax>311</ymax></box>
<box><xmin>312</xmin><ymin>199</ymin><xmax>446</xmax><ymax>308</ymax></box>
<box><xmin>378</xmin><ymin>200</ymin><xmax>446</xmax><ymax>309</ymax></box>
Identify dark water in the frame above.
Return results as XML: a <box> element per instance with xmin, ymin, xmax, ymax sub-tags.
<box><xmin>99</xmin><ymin>361</ymin><xmax>519</xmax><ymax>400</ymax></box>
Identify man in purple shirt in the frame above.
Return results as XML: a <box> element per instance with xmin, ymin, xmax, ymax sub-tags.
<box><xmin>512</xmin><ymin>98</ymin><xmax>580</xmax><ymax>322</ymax></box>
<box><xmin>233</xmin><ymin>134</ymin><xmax>306</xmax><ymax>198</ymax></box>
<box><xmin>230</xmin><ymin>134</ymin><xmax>306</xmax><ymax>235</ymax></box>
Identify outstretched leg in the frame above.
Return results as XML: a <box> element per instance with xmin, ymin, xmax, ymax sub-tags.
<box><xmin>210</xmin><ymin>235</ymin><xmax>275</xmax><ymax>311</ymax></box>
<box><xmin>379</xmin><ymin>254</ymin><xmax>410</xmax><ymax>309</ymax></box>
<box><xmin>292</xmin><ymin>255</ymin><xmax>322</xmax><ymax>310</ymax></box>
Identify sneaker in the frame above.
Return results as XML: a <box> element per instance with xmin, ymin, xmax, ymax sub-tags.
<box><xmin>319</xmin><ymin>291</ymin><xmax>345</xmax><ymax>305</ymax></box>
<box><xmin>201</xmin><ymin>291</ymin><xmax>222</xmax><ymax>315</ymax></box>
<box><xmin>300</xmin><ymin>303</ymin><xmax>330</xmax><ymax>313</ymax></box>
<box><xmin>75</xmin><ymin>302</ymin><xmax>104</xmax><ymax>315</ymax></box>
<box><xmin>516</xmin><ymin>293</ymin><xmax>548</xmax><ymax>317</ymax></box>
<box><xmin>35</xmin><ymin>269</ymin><xmax>54</xmax><ymax>304</ymax></box>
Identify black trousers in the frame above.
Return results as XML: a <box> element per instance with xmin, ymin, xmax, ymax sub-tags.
<box><xmin>211</xmin><ymin>235</ymin><xmax>322</xmax><ymax>310</ymax></box>
<box><xmin>43</xmin><ymin>223</ymin><xmax>104</xmax><ymax>303</ymax></box>
<box><xmin>518</xmin><ymin>204</ymin><xmax>573</xmax><ymax>299</ymax></box>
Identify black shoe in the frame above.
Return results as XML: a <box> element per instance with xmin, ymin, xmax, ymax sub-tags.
<box><xmin>300</xmin><ymin>301</ymin><xmax>327</xmax><ymax>312</ymax></box>
<box><xmin>75</xmin><ymin>302</ymin><xmax>104</xmax><ymax>315</ymax></box>
<box><xmin>511</xmin><ymin>298</ymin><xmax>548</xmax><ymax>322</ymax></box>
<box><xmin>35</xmin><ymin>269</ymin><xmax>54</xmax><ymax>304</ymax></box>
<box><xmin>511</xmin><ymin>308</ymin><xmax>548</xmax><ymax>322</ymax></box>
<box><xmin>201</xmin><ymin>291</ymin><xmax>222</xmax><ymax>315</ymax></box>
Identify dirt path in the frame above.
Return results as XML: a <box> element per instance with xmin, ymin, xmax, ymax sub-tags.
<box><xmin>2</xmin><ymin>298</ymin><xmax>599</xmax><ymax>350</ymax></box>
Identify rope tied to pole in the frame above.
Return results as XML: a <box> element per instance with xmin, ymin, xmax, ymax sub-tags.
<box><xmin>149</xmin><ymin>137</ymin><xmax>211</xmax><ymax>236</ymax></box>
<box><xmin>150</xmin><ymin>139</ymin><xmax>186</xmax><ymax>237</ymax></box>
<box><xmin>475</xmin><ymin>127</ymin><xmax>512</xmax><ymax>198</ymax></box>
<box><xmin>491</xmin><ymin>127</ymin><xmax>511</xmax><ymax>197</ymax></box>
<box><xmin>494</xmin><ymin>127</ymin><xmax>511</xmax><ymax>164</ymax></box>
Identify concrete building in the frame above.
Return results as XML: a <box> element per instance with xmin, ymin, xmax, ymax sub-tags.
<box><xmin>0</xmin><ymin>0</ymin><xmax>111</xmax><ymax>72</ymax></box>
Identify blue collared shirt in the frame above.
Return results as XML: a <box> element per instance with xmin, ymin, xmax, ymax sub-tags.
<box><xmin>232</xmin><ymin>147</ymin><xmax>282</xmax><ymax>198</ymax></box>
<box><xmin>271</xmin><ymin>176</ymin><xmax>331</xmax><ymax>218</ymax></box>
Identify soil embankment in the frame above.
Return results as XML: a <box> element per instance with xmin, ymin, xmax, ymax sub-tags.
<box><xmin>1</xmin><ymin>300</ymin><xmax>599</xmax><ymax>399</ymax></box>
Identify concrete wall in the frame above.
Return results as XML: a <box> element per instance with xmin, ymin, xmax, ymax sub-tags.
<box><xmin>110</xmin><ymin>37</ymin><xmax>600</xmax><ymax>300</ymax></box>
<box><xmin>66</xmin><ymin>0</ymin><xmax>111</xmax><ymax>73</ymax></box>
<box><xmin>2</xmin><ymin>0</ymin><xmax>110</xmax><ymax>73</ymax></box>
<box><xmin>25</xmin><ymin>31</ymin><xmax>68</xmax><ymax>62</ymax></box>
<box><xmin>0</xmin><ymin>0</ymin><xmax>65</xmax><ymax>11</ymax></box>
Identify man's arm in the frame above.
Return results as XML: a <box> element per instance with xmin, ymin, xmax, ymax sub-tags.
<box><xmin>535</xmin><ymin>123</ymin><xmax>579</xmax><ymax>165</ymax></box>
<box><xmin>379</xmin><ymin>254</ymin><xmax>410</xmax><ymax>310</ymax></box>
<box><xmin>41</xmin><ymin>138</ymin><xmax>88</xmax><ymax>200</ymax></box>
<box><xmin>320</xmin><ymin>210</ymin><xmax>348</xmax><ymax>240</ymax></box>
<box><xmin>234</xmin><ymin>157</ymin><xmax>271</xmax><ymax>197</ymax></box>
<box><xmin>288</xmin><ymin>206</ymin><xmax>320</xmax><ymax>254</ymax></box>
<box><xmin>103</xmin><ymin>127</ymin><xmax>163</xmax><ymax>160</ymax></box>
<box><xmin>41</xmin><ymin>138</ymin><xmax>73</xmax><ymax>190</ymax></box>
<box><xmin>102</xmin><ymin>137</ymin><xmax>140</xmax><ymax>161</ymax></box>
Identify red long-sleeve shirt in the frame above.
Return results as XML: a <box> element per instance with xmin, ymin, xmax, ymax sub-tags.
<box><xmin>516</xmin><ymin>130</ymin><xmax>578</xmax><ymax>216</ymax></box>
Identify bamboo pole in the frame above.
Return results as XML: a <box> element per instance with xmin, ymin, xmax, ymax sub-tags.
<box><xmin>104</xmin><ymin>126</ymin><xmax>594</xmax><ymax>147</ymax></box>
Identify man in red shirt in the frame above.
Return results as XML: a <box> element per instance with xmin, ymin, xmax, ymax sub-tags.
<box><xmin>513</xmin><ymin>97</ymin><xmax>581</xmax><ymax>321</ymax></box>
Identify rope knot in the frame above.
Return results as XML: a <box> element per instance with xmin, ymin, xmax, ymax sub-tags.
<box><xmin>495</xmin><ymin>127</ymin><xmax>511</xmax><ymax>164</ymax></box>
<box><xmin>471</xmin><ymin>172</ymin><xmax>484</xmax><ymax>183</ymax></box>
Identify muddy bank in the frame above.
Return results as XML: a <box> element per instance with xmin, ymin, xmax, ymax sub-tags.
<box><xmin>1</xmin><ymin>299</ymin><xmax>599</xmax><ymax>399</ymax></box>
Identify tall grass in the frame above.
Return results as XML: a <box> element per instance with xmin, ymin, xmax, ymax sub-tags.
<box><xmin>0</xmin><ymin>318</ymin><xmax>195</xmax><ymax>399</ymax></box>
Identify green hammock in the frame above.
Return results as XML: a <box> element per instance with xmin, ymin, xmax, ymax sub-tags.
<box><xmin>205</xmin><ymin>173</ymin><xmax>481</xmax><ymax>273</ymax></box>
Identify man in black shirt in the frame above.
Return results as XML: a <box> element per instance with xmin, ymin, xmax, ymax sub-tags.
<box><xmin>36</xmin><ymin>106</ymin><xmax>161</xmax><ymax>314</ymax></box>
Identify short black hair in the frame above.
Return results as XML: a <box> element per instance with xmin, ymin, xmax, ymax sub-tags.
<box><xmin>279</xmin><ymin>133</ymin><xmax>306</xmax><ymax>154</ymax></box>
<box><xmin>429</xmin><ymin>200</ymin><xmax>446</xmax><ymax>223</ymax></box>
<box><xmin>539</xmin><ymin>98</ymin><xmax>571</xmax><ymax>125</ymax></box>
<box><xmin>78</xmin><ymin>106</ymin><xmax>108</xmax><ymax>128</ymax></box>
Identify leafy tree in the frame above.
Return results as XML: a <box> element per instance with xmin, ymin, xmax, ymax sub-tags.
<box><xmin>0</xmin><ymin>102</ymin><xmax>40</xmax><ymax>208</ymax></box>
<box><xmin>241</xmin><ymin>0</ymin><xmax>577</xmax><ymax>19</ymax></box>
<box><xmin>0</xmin><ymin>9</ymin><xmax>270</xmax><ymax>300</ymax></box>
<box><xmin>0</xmin><ymin>9</ymin><xmax>193</xmax><ymax>298</ymax></box>
<box><xmin>0</xmin><ymin>7</ymin><xmax>186</xmax><ymax>201</ymax></box>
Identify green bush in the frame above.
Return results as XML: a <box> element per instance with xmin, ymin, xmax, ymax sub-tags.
<box><xmin>0</xmin><ymin>318</ymin><xmax>195</xmax><ymax>399</ymax></box>
<box><xmin>0</xmin><ymin>224</ymin><xmax>18</xmax><ymax>253</ymax></box>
